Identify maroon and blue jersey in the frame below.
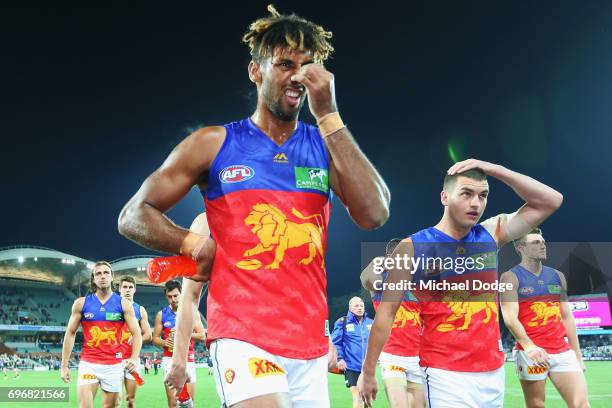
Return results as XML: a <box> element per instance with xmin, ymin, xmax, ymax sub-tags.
<box><xmin>80</xmin><ymin>293</ymin><xmax>125</xmax><ymax>364</ymax></box>
<box><xmin>119</xmin><ymin>301</ymin><xmax>142</xmax><ymax>359</ymax></box>
<box><xmin>513</xmin><ymin>264</ymin><xmax>569</xmax><ymax>353</ymax></box>
<box><xmin>203</xmin><ymin>118</ymin><xmax>331</xmax><ymax>359</ymax></box>
<box><xmin>161</xmin><ymin>306</ymin><xmax>195</xmax><ymax>361</ymax></box>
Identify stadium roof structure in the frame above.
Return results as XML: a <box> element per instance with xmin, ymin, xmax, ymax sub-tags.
<box><xmin>0</xmin><ymin>246</ymin><xmax>160</xmax><ymax>287</ymax></box>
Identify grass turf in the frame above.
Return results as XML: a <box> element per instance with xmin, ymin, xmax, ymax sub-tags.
<box><xmin>0</xmin><ymin>362</ymin><xmax>610</xmax><ymax>407</ymax></box>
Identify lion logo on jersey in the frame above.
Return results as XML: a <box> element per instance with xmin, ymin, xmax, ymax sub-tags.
<box><xmin>393</xmin><ymin>305</ymin><xmax>421</xmax><ymax>329</ymax></box>
<box><xmin>120</xmin><ymin>329</ymin><xmax>132</xmax><ymax>344</ymax></box>
<box><xmin>86</xmin><ymin>326</ymin><xmax>118</xmax><ymax>347</ymax></box>
<box><xmin>527</xmin><ymin>301</ymin><xmax>561</xmax><ymax>327</ymax></box>
<box><xmin>237</xmin><ymin>204</ymin><xmax>324</xmax><ymax>270</ymax></box>
<box><xmin>436</xmin><ymin>292</ymin><xmax>498</xmax><ymax>332</ymax></box>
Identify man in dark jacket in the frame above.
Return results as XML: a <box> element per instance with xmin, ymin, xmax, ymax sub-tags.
<box><xmin>332</xmin><ymin>296</ymin><xmax>374</xmax><ymax>408</ymax></box>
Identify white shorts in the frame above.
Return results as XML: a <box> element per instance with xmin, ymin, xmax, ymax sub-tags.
<box><xmin>210</xmin><ymin>338</ymin><xmax>329</xmax><ymax>408</ymax></box>
<box><xmin>423</xmin><ymin>366</ymin><xmax>504</xmax><ymax>408</ymax></box>
<box><xmin>162</xmin><ymin>357</ymin><xmax>197</xmax><ymax>384</ymax></box>
<box><xmin>77</xmin><ymin>361</ymin><xmax>123</xmax><ymax>393</ymax></box>
<box><xmin>379</xmin><ymin>352</ymin><xmax>423</xmax><ymax>384</ymax></box>
<box><xmin>513</xmin><ymin>349</ymin><xmax>581</xmax><ymax>381</ymax></box>
<box><xmin>123</xmin><ymin>361</ymin><xmax>142</xmax><ymax>382</ymax></box>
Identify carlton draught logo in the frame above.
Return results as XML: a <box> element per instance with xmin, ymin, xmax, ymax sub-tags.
<box><xmin>248</xmin><ymin>358</ymin><xmax>286</xmax><ymax>378</ymax></box>
<box><xmin>86</xmin><ymin>326</ymin><xmax>118</xmax><ymax>347</ymax></box>
<box><xmin>393</xmin><ymin>305</ymin><xmax>421</xmax><ymax>329</ymax></box>
<box><xmin>527</xmin><ymin>366</ymin><xmax>548</xmax><ymax>375</ymax></box>
<box><xmin>436</xmin><ymin>292</ymin><xmax>498</xmax><ymax>332</ymax></box>
<box><xmin>236</xmin><ymin>204</ymin><xmax>324</xmax><ymax>270</ymax></box>
<box><xmin>220</xmin><ymin>165</ymin><xmax>255</xmax><ymax>184</ymax></box>
<box><xmin>527</xmin><ymin>302</ymin><xmax>561</xmax><ymax>327</ymax></box>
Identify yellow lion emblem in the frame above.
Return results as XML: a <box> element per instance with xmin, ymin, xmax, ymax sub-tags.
<box><xmin>393</xmin><ymin>305</ymin><xmax>421</xmax><ymax>329</ymax></box>
<box><xmin>436</xmin><ymin>291</ymin><xmax>498</xmax><ymax>332</ymax></box>
<box><xmin>238</xmin><ymin>203</ymin><xmax>324</xmax><ymax>270</ymax></box>
<box><xmin>120</xmin><ymin>329</ymin><xmax>132</xmax><ymax>344</ymax></box>
<box><xmin>527</xmin><ymin>301</ymin><xmax>561</xmax><ymax>327</ymax></box>
<box><xmin>87</xmin><ymin>326</ymin><xmax>118</xmax><ymax>347</ymax></box>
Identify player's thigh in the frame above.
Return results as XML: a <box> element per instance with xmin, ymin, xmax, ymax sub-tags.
<box><xmin>210</xmin><ymin>339</ymin><xmax>291</xmax><ymax>407</ymax></box>
<box><xmin>406</xmin><ymin>382</ymin><xmax>425</xmax><ymax>408</ymax></box>
<box><xmin>549</xmin><ymin>371</ymin><xmax>589</xmax><ymax>408</ymax></box>
<box><xmin>124</xmin><ymin>378</ymin><xmax>137</xmax><ymax>399</ymax></box>
<box><xmin>383</xmin><ymin>380</ymin><xmax>408</xmax><ymax>408</ymax></box>
<box><xmin>519</xmin><ymin>379</ymin><xmax>547</xmax><ymax>408</ymax></box>
<box><xmin>101</xmin><ymin>390</ymin><xmax>120</xmax><ymax>408</ymax></box>
<box><xmin>77</xmin><ymin>383</ymin><xmax>99</xmax><ymax>408</ymax></box>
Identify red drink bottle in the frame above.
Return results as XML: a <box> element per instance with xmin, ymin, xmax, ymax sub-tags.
<box><xmin>130</xmin><ymin>370</ymin><xmax>145</xmax><ymax>386</ymax></box>
<box><xmin>178</xmin><ymin>384</ymin><xmax>193</xmax><ymax>408</ymax></box>
<box><xmin>146</xmin><ymin>256</ymin><xmax>198</xmax><ymax>284</ymax></box>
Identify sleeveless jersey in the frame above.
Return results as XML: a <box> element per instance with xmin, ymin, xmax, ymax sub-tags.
<box><xmin>161</xmin><ymin>306</ymin><xmax>195</xmax><ymax>362</ymax></box>
<box><xmin>119</xmin><ymin>301</ymin><xmax>142</xmax><ymax>359</ymax></box>
<box><xmin>512</xmin><ymin>264</ymin><xmax>569</xmax><ymax>353</ymax></box>
<box><xmin>371</xmin><ymin>272</ymin><xmax>421</xmax><ymax>357</ymax></box>
<box><xmin>411</xmin><ymin>225</ymin><xmax>503</xmax><ymax>371</ymax></box>
<box><xmin>81</xmin><ymin>293</ymin><xmax>125</xmax><ymax>364</ymax></box>
<box><xmin>203</xmin><ymin>118</ymin><xmax>331</xmax><ymax>359</ymax></box>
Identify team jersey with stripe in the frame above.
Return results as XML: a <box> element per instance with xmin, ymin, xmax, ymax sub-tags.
<box><xmin>119</xmin><ymin>301</ymin><xmax>142</xmax><ymax>359</ymax></box>
<box><xmin>203</xmin><ymin>118</ymin><xmax>331</xmax><ymax>359</ymax></box>
<box><xmin>80</xmin><ymin>293</ymin><xmax>125</xmax><ymax>364</ymax></box>
<box><xmin>371</xmin><ymin>274</ymin><xmax>421</xmax><ymax>357</ymax></box>
<box><xmin>411</xmin><ymin>225</ymin><xmax>503</xmax><ymax>372</ymax></box>
<box><xmin>161</xmin><ymin>306</ymin><xmax>195</xmax><ymax>362</ymax></box>
<box><xmin>512</xmin><ymin>264</ymin><xmax>569</xmax><ymax>353</ymax></box>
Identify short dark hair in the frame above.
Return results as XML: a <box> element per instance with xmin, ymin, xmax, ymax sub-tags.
<box><xmin>443</xmin><ymin>168</ymin><xmax>487</xmax><ymax>192</ymax></box>
<box><xmin>164</xmin><ymin>279</ymin><xmax>181</xmax><ymax>294</ymax></box>
<box><xmin>120</xmin><ymin>276</ymin><xmax>136</xmax><ymax>286</ymax></box>
<box><xmin>242</xmin><ymin>4</ymin><xmax>334</xmax><ymax>64</ymax></box>
<box><xmin>513</xmin><ymin>227</ymin><xmax>544</xmax><ymax>248</ymax></box>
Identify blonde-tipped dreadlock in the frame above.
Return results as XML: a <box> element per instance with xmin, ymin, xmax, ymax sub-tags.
<box><xmin>242</xmin><ymin>4</ymin><xmax>334</xmax><ymax>64</ymax></box>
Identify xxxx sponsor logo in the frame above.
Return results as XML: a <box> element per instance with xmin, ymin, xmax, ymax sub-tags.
<box><xmin>248</xmin><ymin>358</ymin><xmax>286</xmax><ymax>378</ymax></box>
<box><xmin>81</xmin><ymin>374</ymin><xmax>97</xmax><ymax>380</ymax></box>
<box><xmin>387</xmin><ymin>365</ymin><xmax>406</xmax><ymax>373</ymax></box>
<box><xmin>527</xmin><ymin>366</ymin><xmax>548</xmax><ymax>375</ymax></box>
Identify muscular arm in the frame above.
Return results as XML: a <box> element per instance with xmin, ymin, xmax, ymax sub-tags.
<box><xmin>117</xmin><ymin>127</ymin><xmax>224</xmax><ymax>256</ymax></box>
<box><xmin>557</xmin><ymin>272</ymin><xmax>582</xmax><ymax>357</ymax></box>
<box><xmin>327</xmin><ymin>130</ymin><xmax>390</xmax><ymax>230</ymax></box>
<box><xmin>172</xmin><ymin>279</ymin><xmax>205</xmax><ymax>369</ymax></box>
<box><xmin>190</xmin><ymin>312</ymin><xmax>206</xmax><ymax>343</ymax></box>
<box><xmin>360</xmin><ymin>258</ymin><xmax>381</xmax><ymax>294</ymax></box>
<box><xmin>123</xmin><ymin>298</ymin><xmax>142</xmax><ymax>360</ymax></box>
<box><xmin>140</xmin><ymin>306</ymin><xmax>152</xmax><ymax>343</ymax></box>
<box><xmin>61</xmin><ymin>298</ymin><xmax>83</xmax><ymax>368</ymax></box>
<box><xmin>152</xmin><ymin>311</ymin><xmax>165</xmax><ymax>348</ymax></box>
<box><xmin>361</xmin><ymin>238</ymin><xmax>412</xmax><ymax>376</ymax></box>
<box><xmin>499</xmin><ymin>271</ymin><xmax>534</xmax><ymax>348</ymax></box>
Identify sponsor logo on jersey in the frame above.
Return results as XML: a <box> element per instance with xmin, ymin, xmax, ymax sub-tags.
<box><xmin>273</xmin><ymin>153</ymin><xmax>289</xmax><ymax>163</ymax></box>
<box><xmin>105</xmin><ymin>312</ymin><xmax>122</xmax><ymax>321</ymax></box>
<box><xmin>163</xmin><ymin>321</ymin><xmax>172</xmax><ymax>327</ymax></box>
<box><xmin>295</xmin><ymin>167</ymin><xmax>328</xmax><ymax>193</ymax></box>
<box><xmin>387</xmin><ymin>365</ymin><xmax>406</xmax><ymax>373</ymax></box>
<box><xmin>527</xmin><ymin>365</ymin><xmax>548</xmax><ymax>375</ymax></box>
<box><xmin>84</xmin><ymin>312</ymin><xmax>94</xmax><ymax>319</ymax></box>
<box><xmin>248</xmin><ymin>358</ymin><xmax>286</xmax><ymax>378</ymax></box>
<box><xmin>220</xmin><ymin>165</ymin><xmax>255</xmax><ymax>183</ymax></box>
<box><xmin>225</xmin><ymin>368</ymin><xmax>235</xmax><ymax>384</ymax></box>
<box><xmin>547</xmin><ymin>284</ymin><xmax>561</xmax><ymax>294</ymax></box>
<box><xmin>519</xmin><ymin>286</ymin><xmax>534</xmax><ymax>295</ymax></box>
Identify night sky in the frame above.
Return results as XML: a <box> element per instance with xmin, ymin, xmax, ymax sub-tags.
<box><xmin>2</xmin><ymin>2</ymin><xmax>612</xmax><ymax>296</ymax></box>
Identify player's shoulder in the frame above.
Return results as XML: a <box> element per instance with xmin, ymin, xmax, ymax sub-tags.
<box><xmin>74</xmin><ymin>297</ymin><xmax>86</xmax><ymax>308</ymax></box>
<box><xmin>190</xmin><ymin>125</ymin><xmax>227</xmax><ymax>144</ymax></box>
<box><xmin>500</xmin><ymin>269</ymin><xmax>518</xmax><ymax>283</ymax></box>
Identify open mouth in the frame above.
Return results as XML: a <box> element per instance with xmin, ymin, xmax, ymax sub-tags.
<box><xmin>284</xmin><ymin>88</ymin><xmax>303</xmax><ymax>106</ymax></box>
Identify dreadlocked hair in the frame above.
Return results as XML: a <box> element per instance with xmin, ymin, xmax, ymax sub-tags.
<box><xmin>242</xmin><ymin>4</ymin><xmax>334</xmax><ymax>64</ymax></box>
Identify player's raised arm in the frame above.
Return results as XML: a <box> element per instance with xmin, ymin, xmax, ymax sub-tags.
<box><xmin>499</xmin><ymin>271</ymin><xmax>549</xmax><ymax>366</ymax></box>
<box><xmin>358</xmin><ymin>238</ymin><xmax>412</xmax><ymax>406</ymax></box>
<box><xmin>140</xmin><ymin>306</ymin><xmax>152</xmax><ymax>343</ymax></box>
<box><xmin>117</xmin><ymin>128</ymin><xmax>223</xmax><ymax>279</ymax></box>
<box><xmin>290</xmin><ymin>63</ymin><xmax>390</xmax><ymax>230</ymax></box>
<box><xmin>60</xmin><ymin>297</ymin><xmax>84</xmax><ymax>383</ymax></box>
<box><xmin>448</xmin><ymin>159</ymin><xmax>563</xmax><ymax>245</ymax></box>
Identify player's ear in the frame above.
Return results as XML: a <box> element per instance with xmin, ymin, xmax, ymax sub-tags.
<box><xmin>248</xmin><ymin>60</ymin><xmax>262</xmax><ymax>84</ymax></box>
<box><xmin>440</xmin><ymin>190</ymin><xmax>449</xmax><ymax>206</ymax></box>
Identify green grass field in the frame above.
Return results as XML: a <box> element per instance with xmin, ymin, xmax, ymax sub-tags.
<box><xmin>1</xmin><ymin>362</ymin><xmax>610</xmax><ymax>407</ymax></box>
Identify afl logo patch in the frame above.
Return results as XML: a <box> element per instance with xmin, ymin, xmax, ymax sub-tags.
<box><xmin>84</xmin><ymin>312</ymin><xmax>94</xmax><ymax>319</ymax></box>
<box><xmin>220</xmin><ymin>165</ymin><xmax>255</xmax><ymax>183</ymax></box>
<box><xmin>519</xmin><ymin>286</ymin><xmax>534</xmax><ymax>295</ymax></box>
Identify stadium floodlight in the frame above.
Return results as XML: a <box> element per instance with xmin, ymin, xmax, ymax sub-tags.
<box><xmin>34</xmin><ymin>257</ymin><xmax>38</xmax><ymax>261</ymax></box>
<box><xmin>18</xmin><ymin>256</ymin><xmax>24</xmax><ymax>263</ymax></box>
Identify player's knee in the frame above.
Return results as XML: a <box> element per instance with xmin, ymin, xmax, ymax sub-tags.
<box><xmin>525</xmin><ymin>397</ymin><xmax>545</xmax><ymax>408</ymax></box>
